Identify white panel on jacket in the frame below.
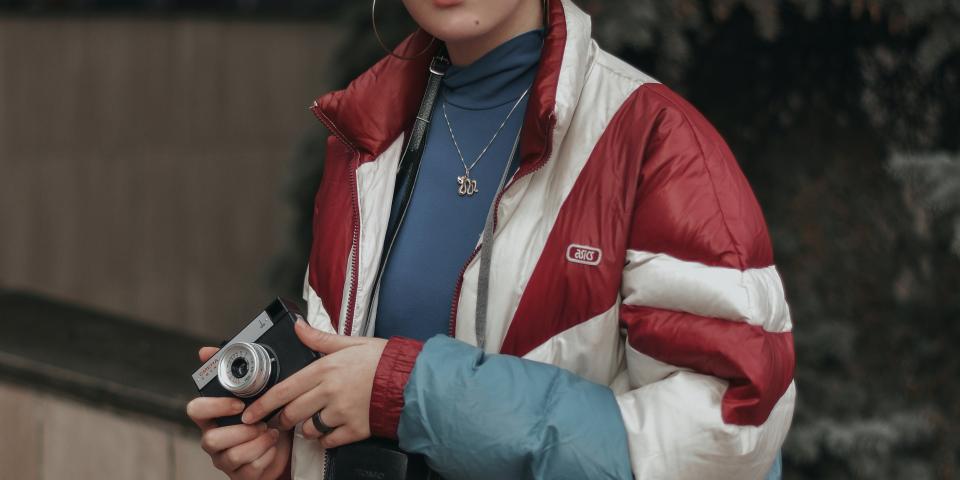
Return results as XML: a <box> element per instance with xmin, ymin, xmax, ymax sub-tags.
<box><xmin>302</xmin><ymin>265</ymin><xmax>337</xmax><ymax>334</ymax></box>
<box><xmin>621</xmin><ymin>250</ymin><xmax>793</xmax><ymax>333</ymax></box>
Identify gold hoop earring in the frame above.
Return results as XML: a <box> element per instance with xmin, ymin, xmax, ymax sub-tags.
<box><xmin>372</xmin><ymin>0</ymin><xmax>436</xmax><ymax>61</ymax></box>
<box><xmin>542</xmin><ymin>0</ymin><xmax>550</xmax><ymax>29</ymax></box>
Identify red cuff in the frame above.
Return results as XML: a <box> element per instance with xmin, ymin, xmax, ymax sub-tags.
<box><xmin>369</xmin><ymin>336</ymin><xmax>424</xmax><ymax>439</ymax></box>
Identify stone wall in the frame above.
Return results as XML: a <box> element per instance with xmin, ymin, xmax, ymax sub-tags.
<box><xmin>0</xmin><ymin>381</ymin><xmax>221</xmax><ymax>479</ymax></box>
<box><xmin>0</xmin><ymin>16</ymin><xmax>342</xmax><ymax>339</ymax></box>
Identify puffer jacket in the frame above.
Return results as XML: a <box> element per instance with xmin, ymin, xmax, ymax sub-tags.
<box><xmin>293</xmin><ymin>0</ymin><xmax>796</xmax><ymax>478</ymax></box>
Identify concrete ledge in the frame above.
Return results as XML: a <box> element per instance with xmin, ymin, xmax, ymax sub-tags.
<box><xmin>0</xmin><ymin>290</ymin><xmax>215</xmax><ymax>427</ymax></box>
<box><xmin>0</xmin><ymin>381</ymin><xmax>223</xmax><ymax>479</ymax></box>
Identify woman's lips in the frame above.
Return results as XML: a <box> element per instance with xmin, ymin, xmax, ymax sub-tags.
<box><xmin>432</xmin><ymin>0</ymin><xmax>464</xmax><ymax>7</ymax></box>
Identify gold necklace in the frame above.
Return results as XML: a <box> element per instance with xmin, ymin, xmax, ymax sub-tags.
<box><xmin>441</xmin><ymin>86</ymin><xmax>531</xmax><ymax>197</ymax></box>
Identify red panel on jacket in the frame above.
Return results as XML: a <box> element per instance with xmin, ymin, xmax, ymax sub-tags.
<box><xmin>500</xmin><ymin>85</ymin><xmax>649</xmax><ymax>358</ymax></box>
<box><xmin>622</xmin><ymin>305</ymin><xmax>795</xmax><ymax>426</ymax></box>
<box><xmin>307</xmin><ymin>137</ymin><xmax>356</xmax><ymax>332</ymax></box>
<box><xmin>627</xmin><ymin>84</ymin><xmax>775</xmax><ymax>270</ymax></box>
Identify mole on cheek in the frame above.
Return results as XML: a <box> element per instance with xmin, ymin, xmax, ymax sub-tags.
<box><xmin>474</xmin><ymin>20</ymin><xmax>479</xmax><ymax>25</ymax></box>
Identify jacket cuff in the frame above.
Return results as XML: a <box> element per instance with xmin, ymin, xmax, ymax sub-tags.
<box><xmin>369</xmin><ymin>336</ymin><xmax>424</xmax><ymax>439</ymax></box>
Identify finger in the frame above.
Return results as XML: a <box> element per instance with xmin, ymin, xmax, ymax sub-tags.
<box><xmin>198</xmin><ymin>346</ymin><xmax>220</xmax><ymax>363</ymax></box>
<box><xmin>200</xmin><ymin>423</ymin><xmax>266</xmax><ymax>454</ymax></box>
<box><xmin>187</xmin><ymin>397</ymin><xmax>245</xmax><ymax>429</ymax></box>
<box><xmin>318</xmin><ymin>426</ymin><xmax>361</xmax><ymax>450</ymax></box>
<box><xmin>276</xmin><ymin>384</ymin><xmax>330</xmax><ymax>431</ymax></box>
<box><xmin>234</xmin><ymin>446</ymin><xmax>277</xmax><ymax>480</ymax></box>
<box><xmin>300</xmin><ymin>407</ymin><xmax>343</xmax><ymax>439</ymax></box>
<box><xmin>300</xmin><ymin>416</ymin><xmax>319</xmax><ymax>438</ymax></box>
<box><xmin>215</xmin><ymin>429</ymin><xmax>280</xmax><ymax>473</ymax></box>
<box><xmin>241</xmin><ymin>360</ymin><xmax>326</xmax><ymax>425</ymax></box>
<box><xmin>300</xmin><ymin>418</ymin><xmax>326</xmax><ymax>439</ymax></box>
<box><xmin>293</xmin><ymin>319</ymin><xmax>365</xmax><ymax>355</ymax></box>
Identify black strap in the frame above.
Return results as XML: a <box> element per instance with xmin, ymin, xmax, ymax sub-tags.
<box><xmin>326</xmin><ymin>49</ymin><xmax>450</xmax><ymax>480</ymax></box>
<box><xmin>326</xmin><ymin>438</ymin><xmax>442</xmax><ymax>480</ymax></box>
<box><xmin>360</xmin><ymin>48</ymin><xmax>449</xmax><ymax>341</ymax></box>
<box><xmin>383</xmin><ymin>49</ymin><xmax>449</xmax><ymax>241</ymax></box>
<box><xmin>357</xmin><ymin>48</ymin><xmax>450</xmax><ymax>339</ymax></box>
<box><xmin>409</xmin><ymin>51</ymin><xmax>450</xmax><ymax>153</ymax></box>
<box><xmin>329</xmin><ymin>49</ymin><xmax>451</xmax><ymax>480</ymax></box>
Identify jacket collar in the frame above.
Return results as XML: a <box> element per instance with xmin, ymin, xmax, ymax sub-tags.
<box><xmin>310</xmin><ymin>0</ymin><xmax>592</xmax><ymax>170</ymax></box>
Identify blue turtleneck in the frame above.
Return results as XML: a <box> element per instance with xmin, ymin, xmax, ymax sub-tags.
<box><xmin>374</xmin><ymin>28</ymin><xmax>544</xmax><ymax>341</ymax></box>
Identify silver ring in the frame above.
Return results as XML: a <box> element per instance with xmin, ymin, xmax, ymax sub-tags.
<box><xmin>312</xmin><ymin>410</ymin><xmax>335</xmax><ymax>435</ymax></box>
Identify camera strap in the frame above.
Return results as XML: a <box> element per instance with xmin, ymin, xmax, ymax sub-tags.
<box><xmin>327</xmin><ymin>438</ymin><xmax>440</xmax><ymax>480</ymax></box>
<box><xmin>385</xmin><ymin>48</ymin><xmax>450</xmax><ymax>239</ymax></box>
<box><xmin>361</xmin><ymin>47</ymin><xmax>450</xmax><ymax>338</ymax></box>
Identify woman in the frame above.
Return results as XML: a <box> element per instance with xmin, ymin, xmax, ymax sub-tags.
<box><xmin>186</xmin><ymin>0</ymin><xmax>795</xmax><ymax>479</ymax></box>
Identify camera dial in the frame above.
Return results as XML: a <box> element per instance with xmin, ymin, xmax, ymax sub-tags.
<box><xmin>217</xmin><ymin>342</ymin><xmax>276</xmax><ymax>398</ymax></box>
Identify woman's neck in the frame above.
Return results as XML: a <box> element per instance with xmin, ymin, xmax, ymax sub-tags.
<box><xmin>445</xmin><ymin>1</ymin><xmax>543</xmax><ymax>66</ymax></box>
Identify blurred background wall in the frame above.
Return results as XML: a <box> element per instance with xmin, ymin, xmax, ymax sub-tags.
<box><xmin>0</xmin><ymin>381</ymin><xmax>220</xmax><ymax>479</ymax></box>
<box><xmin>1</xmin><ymin>0</ymin><xmax>958</xmax><ymax>479</ymax></box>
<box><xmin>0</xmin><ymin>15</ymin><xmax>341</xmax><ymax>338</ymax></box>
<box><xmin>0</xmin><ymin>6</ymin><xmax>345</xmax><ymax>479</ymax></box>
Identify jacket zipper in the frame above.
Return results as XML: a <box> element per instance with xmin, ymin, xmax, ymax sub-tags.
<box><xmin>358</xmin><ymin>133</ymin><xmax>423</xmax><ymax>337</ymax></box>
<box><xmin>447</xmin><ymin>113</ymin><xmax>558</xmax><ymax>339</ymax></box>
<box><xmin>322</xmin><ymin>444</ymin><xmax>332</xmax><ymax>479</ymax></box>
<box><xmin>344</xmin><ymin>165</ymin><xmax>361</xmax><ymax>337</ymax></box>
<box><xmin>311</xmin><ymin>102</ymin><xmax>362</xmax><ymax>338</ymax></box>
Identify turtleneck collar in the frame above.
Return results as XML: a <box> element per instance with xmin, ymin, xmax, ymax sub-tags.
<box><xmin>441</xmin><ymin>28</ymin><xmax>545</xmax><ymax>110</ymax></box>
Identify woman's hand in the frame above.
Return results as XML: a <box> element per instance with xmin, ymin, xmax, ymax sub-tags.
<box><xmin>186</xmin><ymin>347</ymin><xmax>291</xmax><ymax>480</ymax></box>
<box><xmin>240</xmin><ymin>320</ymin><xmax>387</xmax><ymax>449</ymax></box>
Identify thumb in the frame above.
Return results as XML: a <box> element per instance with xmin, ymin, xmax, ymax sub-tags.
<box><xmin>293</xmin><ymin>318</ymin><xmax>364</xmax><ymax>354</ymax></box>
<box><xmin>198</xmin><ymin>346</ymin><xmax>219</xmax><ymax>363</ymax></box>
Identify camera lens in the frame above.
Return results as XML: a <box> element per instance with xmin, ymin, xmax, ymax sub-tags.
<box><xmin>217</xmin><ymin>342</ymin><xmax>275</xmax><ymax>398</ymax></box>
<box><xmin>231</xmin><ymin>357</ymin><xmax>249</xmax><ymax>379</ymax></box>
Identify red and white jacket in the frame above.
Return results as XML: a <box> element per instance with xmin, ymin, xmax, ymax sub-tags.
<box><xmin>294</xmin><ymin>0</ymin><xmax>796</xmax><ymax>477</ymax></box>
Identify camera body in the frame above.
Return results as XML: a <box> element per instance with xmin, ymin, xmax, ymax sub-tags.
<box><xmin>191</xmin><ymin>298</ymin><xmax>317</xmax><ymax>426</ymax></box>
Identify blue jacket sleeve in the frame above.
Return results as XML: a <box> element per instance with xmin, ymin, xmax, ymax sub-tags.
<box><xmin>396</xmin><ymin>335</ymin><xmax>634</xmax><ymax>480</ymax></box>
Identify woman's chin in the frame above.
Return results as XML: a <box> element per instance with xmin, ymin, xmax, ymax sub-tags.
<box><xmin>404</xmin><ymin>0</ymin><xmax>508</xmax><ymax>43</ymax></box>
<box><xmin>421</xmin><ymin>19</ymin><xmax>494</xmax><ymax>44</ymax></box>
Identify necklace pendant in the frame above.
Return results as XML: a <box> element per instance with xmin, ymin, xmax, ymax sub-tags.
<box><xmin>457</xmin><ymin>175</ymin><xmax>479</xmax><ymax>197</ymax></box>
